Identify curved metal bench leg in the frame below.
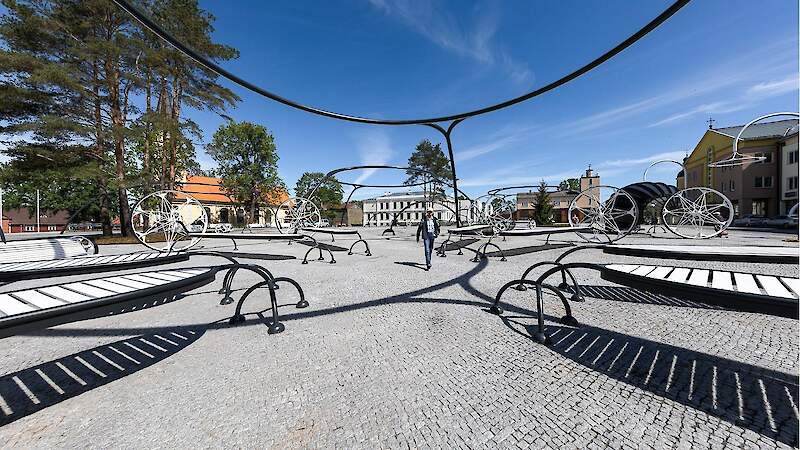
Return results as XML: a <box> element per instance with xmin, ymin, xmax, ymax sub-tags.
<box><xmin>347</xmin><ymin>239</ymin><xmax>371</xmax><ymax>256</ymax></box>
<box><xmin>230</xmin><ymin>279</ymin><xmax>285</xmax><ymax>334</ymax></box>
<box><xmin>302</xmin><ymin>247</ymin><xmax>315</xmax><ymax>264</ymax></box>
<box><xmin>437</xmin><ymin>238</ymin><xmax>452</xmax><ymax>257</ymax></box>
<box><xmin>219</xmin><ymin>267</ymin><xmax>239</xmax><ymax>305</ymax></box>
<box><xmin>273</xmin><ymin>276</ymin><xmax>308</xmax><ymax>308</ymax></box>
<box><xmin>317</xmin><ymin>247</ymin><xmax>324</xmax><ymax>260</ymax></box>
<box><xmin>533</xmin><ymin>285</ymin><xmax>552</xmax><ymax>345</ymax></box>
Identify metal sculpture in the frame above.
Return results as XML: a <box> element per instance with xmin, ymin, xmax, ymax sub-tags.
<box><xmin>299</xmin><ymin>165</ymin><xmax>473</xmax><ymax>234</ymax></box>
<box><xmin>131</xmin><ymin>190</ymin><xmax>208</xmax><ymax>251</ymax></box>
<box><xmin>661</xmin><ymin>187</ymin><xmax>733</xmax><ymax>239</ymax></box>
<box><xmin>112</xmin><ymin>0</ymin><xmax>691</xmax><ymax>226</ymax></box>
<box><xmin>274</xmin><ymin>197</ymin><xmax>322</xmax><ymax>233</ymax></box>
<box><xmin>567</xmin><ymin>185</ymin><xmax>638</xmax><ymax>243</ymax></box>
<box><xmin>708</xmin><ymin>112</ymin><xmax>799</xmax><ymax>168</ymax></box>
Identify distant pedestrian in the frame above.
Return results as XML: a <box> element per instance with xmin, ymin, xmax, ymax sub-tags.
<box><xmin>416</xmin><ymin>210</ymin><xmax>440</xmax><ymax>270</ymax></box>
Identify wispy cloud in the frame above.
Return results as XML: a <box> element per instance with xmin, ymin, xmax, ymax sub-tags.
<box><xmin>595</xmin><ymin>150</ymin><xmax>687</xmax><ymax>170</ymax></box>
<box><xmin>350</xmin><ymin>129</ymin><xmax>394</xmax><ymax>185</ymax></box>
<box><xmin>746</xmin><ymin>74</ymin><xmax>799</xmax><ymax>97</ymax></box>
<box><xmin>456</xmin><ymin>123</ymin><xmax>539</xmax><ymax>162</ymax></box>
<box><xmin>366</xmin><ymin>0</ymin><xmax>532</xmax><ymax>84</ymax></box>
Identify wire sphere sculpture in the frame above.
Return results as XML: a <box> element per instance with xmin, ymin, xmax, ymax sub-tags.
<box><xmin>275</xmin><ymin>197</ymin><xmax>322</xmax><ymax>233</ymax></box>
<box><xmin>708</xmin><ymin>112</ymin><xmax>799</xmax><ymax>168</ymax></box>
<box><xmin>131</xmin><ymin>190</ymin><xmax>208</xmax><ymax>251</ymax></box>
<box><xmin>662</xmin><ymin>187</ymin><xmax>733</xmax><ymax>239</ymax></box>
<box><xmin>568</xmin><ymin>185</ymin><xmax>638</xmax><ymax>243</ymax></box>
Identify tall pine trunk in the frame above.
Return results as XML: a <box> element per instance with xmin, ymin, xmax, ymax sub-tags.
<box><xmin>105</xmin><ymin>58</ymin><xmax>133</xmax><ymax>237</ymax></box>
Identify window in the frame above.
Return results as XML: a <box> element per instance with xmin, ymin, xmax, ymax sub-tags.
<box><xmin>789</xmin><ymin>150</ymin><xmax>799</xmax><ymax>164</ymax></box>
<box><xmin>706</xmin><ymin>148</ymin><xmax>714</xmax><ymax>186</ymax></box>
<box><xmin>752</xmin><ymin>200</ymin><xmax>767</xmax><ymax>216</ymax></box>
<box><xmin>729</xmin><ymin>180</ymin><xmax>735</xmax><ymax>192</ymax></box>
<box><xmin>789</xmin><ymin>176</ymin><xmax>799</xmax><ymax>191</ymax></box>
<box><xmin>47</xmin><ymin>225</ymin><xmax>57</xmax><ymax>231</ymax></box>
<box><xmin>720</xmin><ymin>182</ymin><xmax>725</xmax><ymax>193</ymax></box>
<box><xmin>24</xmin><ymin>225</ymin><xmax>35</xmax><ymax>231</ymax></box>
<box><xmin>754</xmin><ymin>151</ymin><xmax>773</xmax><ymax>163</ymax></box>
<box><xmin>754</xmin><ymin>176</ymin><xmax>773</xmax><ymax>188</ymax></box>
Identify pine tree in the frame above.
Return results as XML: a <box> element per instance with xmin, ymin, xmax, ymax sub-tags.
<box><xmin>405</xmin><ymin>139</ymin><xmax>451</xmax><ymax>200</ymax></box>
<box><xmin>533</xmin><ymin>181</ymin><xmax>554</xmax><ymax>225</ymax></box>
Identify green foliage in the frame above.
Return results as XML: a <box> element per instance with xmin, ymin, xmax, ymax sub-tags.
<box><xmin>206</xmin><ymin>121</ymin><xmax>285</xmax><ymax>222</ymax></box>
<box><xmin>0</xmin><ymin>0</ymin><xmax>239</xmax><ymax>235</ymax></box>
<box><xmin>559</xmin><ymin>178</ymin><xmax>580</xmax><ymax>192</ymax></box>
<box><xmin>533</xmin><ymin>181</ymin><xmax>554</xmax><ymax>225</ymax></box>
<box><xmin>405</xmin><ymin>139</ymin><xmax>451</xmax><ymax>199</ymax></box>
<box><xmin>294</xmin><ymin>172</ymin><xmax>344</xmax><ymax>209</ymax></box>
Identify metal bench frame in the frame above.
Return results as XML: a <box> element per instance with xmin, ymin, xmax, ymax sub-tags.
<box><xmin>0</xmin><ymin>251</ymin><xmax>308</xmax><ymax>338</ymax></box>
<box><xmin>489</xmin><ymin>245</ymin><xmax>799</xmax><ymax>345</ymax></box>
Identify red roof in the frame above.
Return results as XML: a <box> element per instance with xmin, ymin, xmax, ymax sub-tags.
<box><xmin>176</xmin><ymin>175</ymin><xmax>289</xmax><ymax>205</ymax></box>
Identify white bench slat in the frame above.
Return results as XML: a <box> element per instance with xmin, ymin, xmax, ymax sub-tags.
<box><xmin>104</xmin><ymin>277</ymin><xmax>156</xmax><ymax>290</ymax></box>
<box><xmin>124</xmin><ymin>274</ymin><xmax>171</xmax><ymax>286</ymax></box>
<box><xmin>83</xmin><ymin>279</ymin><xmax>137</xmax><ymax>294</ymax></box>
<box><xmin>756</xmin><ymin>275</ymin><xmax>794</xmax><ymax>299</ymax></box>
<box><xmin>666</xmin><ymin>268</ymin><xmax>691</xmax><ymax>282</ymax></box>
<box><xmin>0</xmin><ymin>269</ymin><xmax>213</xmax><ymax>321</ymax></box>
<box><xmin>13</xmin><ymin>291</ymin><xmax>66</xmax><ymax>309</ymax></box>
<box><xmin>686</xmin><ymin>269</ymin><xmax>709</xmax><ymax>286</ymax></box>
<box><xmin>63</xmin><ymin>282</ymin><xmax>117</xmax><ymax>298</ymax></box>
<box><xmin>159</xmin><ymin>271</ymin><xmax>195</xmax><ymax>279</ymax></box>
<box><xmin>631</xmin><ymin>266</ymin><xmax>656</xmax><ymax>276</ymax></box>
<box><xmin>0</xmin><ymin>294</ymin><xmax>35</xmax><ymax>316</ymax></box>
<box><xmin>711</xmin><ymin>271</ymin><xmax>734</xmax><ymax>291</ymax></box>
<box><xmin>781</xmin><ymin>278</ymin><xmax>800</xmax><ymax>297</ymax></box>
<box><xmin>143</xmin><ymin>272</ymin><xmax>184</xmax><ymax>282</ymax></box>
<box><xmin>645</xmin><ymin>267</ymin><xmax>673</xmax><ymax>279</ymax></box>
<box><xmin>607</xmin><ymin>264</ymin><xmax>638</xmax><ymax>273</ymax></box>
<box><xmin>733</xmin><ymin>273</ymin><xmax>761</xmax><ymax>294</ymax></box>
<box><xmin>39</xmin><ymin>286</ymin><xmax>92</xmax><ymax>303</ymax></box>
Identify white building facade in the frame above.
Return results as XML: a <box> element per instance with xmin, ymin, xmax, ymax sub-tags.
<box><xmin>362</xmin><ymin>191</ymin><xmax>473</xmax><ymax>227</ymax></box>
<box><xmin>780</xmin><ymin>133</ymin><xmax>798</xmax><ymax>214</ymax></box>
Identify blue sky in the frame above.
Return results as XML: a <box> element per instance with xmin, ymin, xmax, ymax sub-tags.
<box><xmin>11</xmin><ymin>1</ymin><xmax>799</xmax><ymax>199</ymax></box>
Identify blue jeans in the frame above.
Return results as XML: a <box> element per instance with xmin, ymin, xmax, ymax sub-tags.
<box><xmin>423</xmin><ymin>237</ymin><xmax>435</xmax><ymax>267</ymax></box>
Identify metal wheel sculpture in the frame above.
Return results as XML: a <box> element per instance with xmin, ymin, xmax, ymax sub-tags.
<box><xmin>662</xmin><ymin>187</ymin><xmax>733</xmax><ymax>239</ymax></box>
<box><xmin>568</xmin><ymin>185</ymin><xmax>638</xmax><ymax>243</ymax></box>
<box><xmin>485</xmin><ymin>194</ymin><xmax>516</xmax><ymax>233</ymax></box>
<box><xmin>275</xmin><ymin>197</ymin><xmax>322</xmax><ymax>233</ymax></box>
<box><xmin>131</xmin><ymin>190</ymin><xmax>208</xmax><ymax>252</ymax></box>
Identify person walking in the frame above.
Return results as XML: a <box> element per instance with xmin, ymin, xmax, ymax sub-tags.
<box><xmin>416</xmin><ymin>210</ymin><xmax>440</xmax><ymax>271</ymax></box>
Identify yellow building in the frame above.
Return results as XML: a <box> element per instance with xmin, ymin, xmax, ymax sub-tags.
<box><xmin>680</xmin><ymin>119</ymin><xmax>798</xmax><ymax>217</ymax></box>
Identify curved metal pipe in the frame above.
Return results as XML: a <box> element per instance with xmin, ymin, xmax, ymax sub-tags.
<box><xmin>112</xmin><ymin>0</ymin><xmax>690</xmax><ymax>125</ymax></box>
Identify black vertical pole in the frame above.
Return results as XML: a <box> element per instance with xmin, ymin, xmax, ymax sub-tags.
<box><xmin>424</xmin><ymin>119</ymin><xmax>464</xmax><ymax>227</ymax></box>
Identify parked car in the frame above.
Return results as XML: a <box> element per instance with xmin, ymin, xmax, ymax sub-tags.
<box><xmin>731</xmin><ymin>214</ymin><xmax>767</xmax><ymax>227</ymax></box>
<box><xmin>764</xmin><ymin>215</ymin><xmax>799</xmax><ymax>229</ymax></box>
<box><xmin>247</xmin><ymin>223</ymin><xmax>266</xmax><ymax>229</ymax></box>
<box><xmin>210</xmin><ymin>223</ymin><xmax>233</xmax><ymax>233</ymax></box>
<box><xmin>317</xmin><ymin>218</ymin><xmax>330</xmax><ymax>227</ymax></box>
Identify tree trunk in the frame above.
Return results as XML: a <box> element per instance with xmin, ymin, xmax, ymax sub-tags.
<box><xmin>249</xmin><ymin>193</ymin><xmax>257</xmax><ymax>225</ymax></box>
<box><xmin>105</xmin><ymin>56</ymin><xmax>133</xmax><ymax>237</ymax></box>
<box><xmin>168</xmin><ymin>77</ymin><xmax>183</xmax><ymax>189</ymax></box>
<box><xmin>92</xmin><ymin>60</ymin><xmax>113</xmax><ymax>237</ymax></box>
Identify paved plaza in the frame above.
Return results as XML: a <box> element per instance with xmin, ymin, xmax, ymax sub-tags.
<box><xmin>0</xmin><ymin>228</ymin><xmax>797</xmax><ymax>449</ymax></box>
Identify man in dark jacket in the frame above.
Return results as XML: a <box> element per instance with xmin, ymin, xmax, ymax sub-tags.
<box><xmin>416</xmin><ymin>210</ymin><xmax>440</xmax><ymax>270</ymax></box>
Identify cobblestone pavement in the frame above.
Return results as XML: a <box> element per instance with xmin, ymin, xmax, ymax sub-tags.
<box><xmin>0</xmin><ymin>228</ymin><xmax>797</xmax><ymax>449</ymax></box>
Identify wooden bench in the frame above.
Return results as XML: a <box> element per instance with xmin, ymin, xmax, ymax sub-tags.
<box><xmin>0</xmin><ymin>252</ymin><xmax>189</xmax><ymax>282</ymax></box>
<box><xmin>467</xmin><ymin>226</ymin><xmax>593</xmax><ymax>261</ymax></box>
<box><xmin>300</xmin><ymin>227</ymin><xmax>371</xmax><ymax>257</ymax></box>
<box><xmin>189</xmin><ymin>232</ymin><xmax>336</xmax><ymax>264</ymax></box>
<box><xmin>600</xmin><ymin>264</ymin><xmax>798</xmax><ymax>318</ymax></box>
<box><xmin>0</xmin><ymin>236</ymin><xmax>97</xmax><ymax>264</ymax></box>
<box><xmin>602</xmin><ymin>244</ymin><xmax>798</xmax><ymax>264</ymax></box>
<box><xmin>436</xmin><ymin>225</ymin><xmax>493</xmax><ymax>257</ymax></box>
<box><xmin>0</xmin><ymin>261</ymin><xmax>308</xmax><ymax>339</ymax></box>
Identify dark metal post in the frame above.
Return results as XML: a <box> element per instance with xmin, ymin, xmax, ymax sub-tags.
<box><xmin>424</xmin><ymin>119</ymin><xmax>464</xmax><ymax>226</ymax></box>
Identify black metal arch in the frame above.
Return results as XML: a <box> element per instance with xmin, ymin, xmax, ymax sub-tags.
<box><xmin>112</xmin><ymin>0</ymin><xmax>691</xmax><ymax>226</ymax></box>
<box><xmin>299</xmin><ymin>165</ymin><xmax>472</xmax><ymax>227</ymax></box>
<box><xmin>112</xmin><ymin>0</ymin><xmax>689</xmax><ymax>125</ymax></box>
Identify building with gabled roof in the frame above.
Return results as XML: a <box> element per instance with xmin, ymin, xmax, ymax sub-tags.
<box><xmin>681</xmin><ymin>118</ymin><xmax>799</xmax><ymax>217</ymax></box>
<box><xmin>175</xmin><ymin>174</ymin><xmax>290</xmax><ymax>227</ymax></box>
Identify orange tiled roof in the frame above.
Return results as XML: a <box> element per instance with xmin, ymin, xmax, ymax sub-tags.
<box><xmin>176</xmin><ymin>175</ymin><xmax>289</xmax><ymax>205</ymax></box>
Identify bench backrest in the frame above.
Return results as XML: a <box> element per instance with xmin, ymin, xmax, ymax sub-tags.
<box><xmin>0</xmin><ymin>237</ymin><xmax>93</xmax><ymax>264</ymax></box>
